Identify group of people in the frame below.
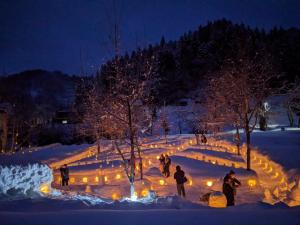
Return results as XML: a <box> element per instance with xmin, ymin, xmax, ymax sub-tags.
<box><xmin>60</xmin><ymin>156</ymin><xmax>241</xmax><ymax>207</ymax></box>
<box><xmin>158</xmin><ymin>155</ymin><xmax>241</xmax><ymax>206</ymax></box>
<box><xmin>159</xmin><ymin>154</ymin><xmax>188</xmax><ymax>198</ymax></box>
<box><xmin>159</xmin><ymin>154</ymin><xmax>171</xmax><ymax>177</ymax></box>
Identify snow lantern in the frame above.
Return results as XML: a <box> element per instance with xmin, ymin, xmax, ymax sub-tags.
<box><xmin>39</xmin><ymin>183</ymin><xmax>51</xmax><ymax>195</ymax></box>
<box><xmin>289</xmin><ymin>180</ymin><xmax>300</xmax><ymax>202</ymax></box>
<box><xmin>206</xmin><ymin>180</ymin><xmax>213</xmax><ymax>187</ymax></box>
<box><xmin>85</xmin><ymin>185</ymin><xmax>92</xmax><ymax>193</ymax></box>
<box><xmin>208</xmin><ymin>191</ymin><xmax>227</xmax><ymax>208</ymax></box>
<box><xmin>263</xmin><ymin>188</ymin><xmax>279</xmax><ymax>205</ymax></box>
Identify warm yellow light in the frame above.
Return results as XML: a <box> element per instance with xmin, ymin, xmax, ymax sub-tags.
<box><xmin>148</xmin><ymin>160</ymin><xmax>152</xmax><ymax>165</ymax></box>
<box><xmin>206</xmin><ymin>180</ymin><xmax>213</xmax><ymax>187</ymax></box>
<box><xmin>267</xmin><ymin>167</ymin><xmax>273</xmax><ymax>173</ymax></box>
<box><xmin>272</xmin><ymin>172</ymin><xmax>279</xmax><ymax>178</ymax></box>
<box><xmin>112</xmin><ymin>193</ymin><xmax>120</xmax><ymax>200</ymax></box>
<box><xmin>70</xmin><ymin>177</ymin><xmax>75</xmax><ymax>183</ymax></box>
<box><xmin>177</xmin><ymin>147</ymin><xmax>180</xmax><ymax>150</ymax></box>
<box><xmin>116</xmin><ymin>174</ymin><xmax>121</xmax><ymax>179</ymax></box>
<box><xmin>212</xmin><ymin>161</ymin><xmax>216</xmax><ymax>164</ymax></box>
<box><xmin>247</xmin><ymin>179</ymin><xmax>257</xmax><ymax>187</ymax></box>
<box><xmin>104</xmin><ymin>176</ymin><xmax>108</xmax><ymax>182</ymax></box>
<box><xmin>156</xmin><ymin>155</ymin><xmax>160</xmax><ymax>159</ymax></box>
<box><xmin>189</xmin><ymin>140</ymin><xmax>193</xmax><ymax>144</ymax></box>
<box><xmin>141</xmin><ymin>189</ymin><xmax>149</xmax><ymax>197</ymax></box>
<box><xmin>82</xmin><ymin>177</ymin><xmax>88</xmax><ymax>183</ymax></box>
<box><xmin>155</xmin><ymin>145</ymin><xmax>158</xmax><ymax>148</ymax></box>
<box><xmin>40</xmin><ymin>183</ymin><xmax>50</xmax><ymax>194</ymax></box>
<box><xmin>95</xmin><ymin>176</ymin><xmax>99</xmax><ymax>182</ymax></box>
<box><xmin>159</xmin><ymin>179</ymin><xmax>165</xmax><ymax>185</ymax></box>
<box><xmin>189</xmin><ymin>180</ymin><xmax>193</xmax><ymax>186</ymax></box>
<box><xmin>56</xmin><ymin>177</ymin><xmax>62</xmax><ymax>184</ymax></box>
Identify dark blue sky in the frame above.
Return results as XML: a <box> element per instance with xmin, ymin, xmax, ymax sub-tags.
<box><xmin>1</xmin><ymin>0</ymin><xmax>300</xmax><ymax>75</ymax></box>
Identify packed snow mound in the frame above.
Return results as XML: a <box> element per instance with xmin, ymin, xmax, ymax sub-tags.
<box><xmin>0</xmin><ymin>163</ymin><xmax>53</xmax><ymax>198</ymax></box>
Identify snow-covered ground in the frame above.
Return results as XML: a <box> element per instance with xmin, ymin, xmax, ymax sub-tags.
<box><xmin>1</xmin><ymin>128</ymin><xmax>300</xmax><ymax>225</ymax></box>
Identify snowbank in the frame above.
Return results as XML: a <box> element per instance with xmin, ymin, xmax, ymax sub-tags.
<box><xmin>0</xmin><ymin>163</ymin><xmax>52</xmax><ymax>198</ymax></box>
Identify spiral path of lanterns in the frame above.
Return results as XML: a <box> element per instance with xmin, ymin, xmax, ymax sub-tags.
<box><xmin>50</xmin><ymin>135</ymin><xmax>289</xmax><ymax>204</ymax></box>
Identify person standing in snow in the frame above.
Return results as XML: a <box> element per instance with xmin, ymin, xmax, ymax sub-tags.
<box><xmin>60</xmin><ymin>164</ymin><xmax>69</xmax><ymax>186</ymax></box>
<box><xmin>222</xmin><ymin>170</ymin><xmax>241</xmax><ymax>206</ymax></box>
<box><xmin>174</xmin><ymin>165</ymin><xmax>187</xmax><ymax>197</ymax></box>
<box><xmin>159</xmin><ymin>154</ymin><xmax>165</xmax><ymax>173</ymax></box>
<box><xmin>164</xmin><ymin>154</ymin><xmax>171</xmax><ymax>177</ymax></box>
<box><xmin>200</xmin><ymin>133</ymin><xmax>207</xmax><ymax>144</ymax></box>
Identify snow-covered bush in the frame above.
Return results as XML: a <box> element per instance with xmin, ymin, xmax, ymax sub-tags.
<box><xmin>0</xmin><ymin>163</ymin><xmax>52</xmax><ymax>198</ymax></box>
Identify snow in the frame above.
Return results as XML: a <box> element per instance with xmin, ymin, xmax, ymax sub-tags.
<box><xmin>1</xmin><ymin>201</ymin><xmax>300</xmax><ymax>225</ymax></box>
<box><xmin>0</xmin><ymin>163</ymin><xmax>52</xmax><ymax>198</ymax></box>
<box><xmin>248</xmin><ymin>130</ymin><xmax>300</xmax><ymax>173</ymax></box>
<box><xmin>0</xmin><ymin>143</ymin><xmax>91</xmax><ymax>166</ymax></box>
<box><xmin>1</xmin><ymin>125</ymin><xmax>300</xmax><ymax>224</ymax></box>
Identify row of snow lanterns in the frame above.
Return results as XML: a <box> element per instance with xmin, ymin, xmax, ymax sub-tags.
<box><xmin>253</xmin><ymin>154</ymin><xmax>284</xmax><ymax>181</ymax></box>
<box><xmin>55</xmin><ymin>173</ymin><xmax>123</xmax><ymax>185</ymax></box>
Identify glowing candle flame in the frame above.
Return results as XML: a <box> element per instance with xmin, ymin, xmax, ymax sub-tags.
<box><xmin>159</xmin><ymin>179</ymin><xmax>165</xmax><ymax>185</ymax></box>
<box><xmin>247</xmin><ymin>179</ymin><xmax>257</xmax><ymax>187</ymax></box>
<box><xmin>206</xmin><ymin>180</ymin><xmax>213</xmax><ymax>187</ymax></box>
<box><xmin>82</xmin><ymin>177</ymin><xmax>88</xmax><ymax>183</ymax></box>
<box><xmin>40</xmin><ymin>183</ymin><xmax>50</xmax><ymax>194</ymax></box>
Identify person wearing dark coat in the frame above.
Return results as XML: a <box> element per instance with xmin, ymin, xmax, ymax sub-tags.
<box><xmin>174</xmin><ymin>165</ymin><xmax>186</xmax><ymax>197</ymax></box>
<box><xmin>164</xmin><ymin>155</ymin><xmax>171</xmax><ymax>177</ymax></box>
<box><xmin>222</xmin><ymin>170</ymin><xmax>241</xmax><ymax>206</ymax></box>
<box><xmin>159</xmin><ymin>154</ymin><xmax>165</xmax><ymax>173</ymax></box>
<box><xmin>60</xmin><ymin>164</ymin><xmax>69</xmax><ymax>186</ymax></box>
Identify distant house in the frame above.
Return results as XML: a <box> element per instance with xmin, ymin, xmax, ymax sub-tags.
<box><xmin>52</xmin><ymin>110</ymin><xmax>78</xmax><ymax>125</ymax></box>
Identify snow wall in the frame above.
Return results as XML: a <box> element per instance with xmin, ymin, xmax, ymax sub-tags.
<box><xmin>0</xmin><ymin>163</ymin><xmax>53</xmax><ymax>197</ymax></box>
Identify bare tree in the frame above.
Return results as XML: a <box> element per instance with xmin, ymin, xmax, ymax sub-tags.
<box><xmin>100</xmin><ymin>53</ymin><xmax>156</xmax><ymax>196</ymax></box>
<box><xmin>286</xmin><ymin>84</ymin><xmax>300</xmax><ymax>127</ymax></box>
<box><xmin>204</xmin><ymin>56</ymin><xmax>280</xmax><ymax>170</ymax></box>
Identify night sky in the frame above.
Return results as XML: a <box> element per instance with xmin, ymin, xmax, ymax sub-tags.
<box><xmin>1</xmin><ymin>0</ymin><xmax>300</xmax><ymax>75</ymax></box>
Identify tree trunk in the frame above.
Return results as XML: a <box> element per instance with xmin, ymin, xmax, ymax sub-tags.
<box><xmin>195</xmin><ymin>134</ymin><xmax>199</xmax><ymax>145</ymax></box>
<box><xmin>97</xmin><ymin>138</ymin><xmax>101</xmax><ymax>160</ymax></box>
<box><xmin>287</xmin><ymin>107</ymin><xmax>294</xmax><ymax>127</ymax></box>
<box><xmin>245</xmin><ymin>115</ymin><xmax>251</xmax><ymax>170</ymax></box>
<box><xmin>164</xmin><ymin>132</ymin><xmax>167</xmax><ymax>144</ymax></box>
<box><xmin>10</xmin><ymin>119</ymin><xmax>16</xmax><ymax>152</ymax></box>
<box><xmin>135</xmin><ymin>138</ymin><xmax>143</xmax><ymax>180</ymax></box>
<box><xmin>127</xmin><ymin>100</ymin><xmax>135</xmax><ymax>184</ymax></box>
<box><xmin>235</xmin><ymin>126</ymin><xmax>240</xmax><ymax>155</ymax></box>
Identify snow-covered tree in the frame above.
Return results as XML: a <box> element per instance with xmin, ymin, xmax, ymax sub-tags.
<box><xmin>100</xmin><ymin>53</ymin><xmax>156</xmax><ymax>195</ymax></box>
<box><xmin>204</xmin><ymin>55</ymin><xmax>281</xmax><ymax>170</ymax></box>
<box><xmin>286</xmin><ymin>84</ymin><xmax>300</xmax><ymax>127</ymax></box>
<box><xmin>160</xmin><ymin>104</ymin><xmax>170</xmax><ymax>144</ymax></box>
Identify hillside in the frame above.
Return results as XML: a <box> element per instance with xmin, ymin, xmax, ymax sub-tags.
<box><xmin>98</xmin><ymin>19</ymin><xmax>300</xmax><ymax>104</ymax></box>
